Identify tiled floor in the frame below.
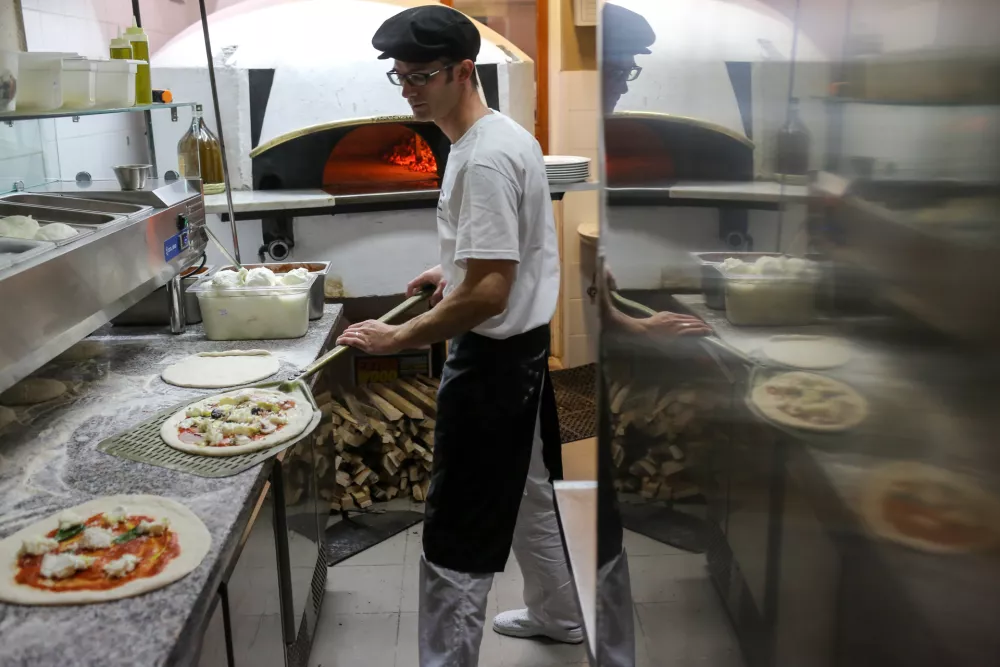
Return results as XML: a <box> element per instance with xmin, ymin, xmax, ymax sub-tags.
<box><xmin>199</xmin><ymin>500</ymin><xmax>744</xmax><ymax>667</ymax></box>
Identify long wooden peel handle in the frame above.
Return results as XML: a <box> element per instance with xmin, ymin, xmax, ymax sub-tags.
<box><xmin>297</xmin><ymin>287</ymin><xmax>434</xmax><ymax>380</ymax></box>
<box><xmin>609</xmin><ymin>291</ymin><xmax>752</xmax><ymax>366</ymax></box>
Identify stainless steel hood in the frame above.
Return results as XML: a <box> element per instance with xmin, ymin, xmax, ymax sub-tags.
<box><xmin>0</xmin><ymin>179</ymin><xmax>207</xmax><ymax>392</ymax></box>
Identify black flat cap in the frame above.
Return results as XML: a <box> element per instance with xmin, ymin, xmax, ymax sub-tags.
<box><xmin>373</xmin><ymin>5</ymin><xmax>481</xmax><ymax>63</ymax></box>
<box><xmin>603</xmin><ymin>3</ymin><xmax>656</xmax><ymax>58</ymax></box>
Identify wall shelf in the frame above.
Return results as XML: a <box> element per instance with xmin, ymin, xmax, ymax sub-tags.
<box><xmin>0</xmin><ymin>102</ymin><xmax>195</xmax><ymax>123</ymax></box>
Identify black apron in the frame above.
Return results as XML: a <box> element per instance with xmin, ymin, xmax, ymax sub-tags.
<box><xmin>422</xmin><ymin>324</ymin><xmax>562</xmax><ymax>573</ymax></box>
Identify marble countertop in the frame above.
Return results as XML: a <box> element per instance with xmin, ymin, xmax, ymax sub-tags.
<box><xmin>203</xmin><ymin>182</ymin><xmax>599</xmax><ymax>215</ymax></box>
<box><xmin>0</xmin><ymin>305</ymin><xmax>343</xmax><ymax>667</ymax></box>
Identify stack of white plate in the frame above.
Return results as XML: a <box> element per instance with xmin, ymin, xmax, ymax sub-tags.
<box><xmin>544</xmin><ymin>156</ymin><xmax>591</xmax><ymax>184</ymax></box>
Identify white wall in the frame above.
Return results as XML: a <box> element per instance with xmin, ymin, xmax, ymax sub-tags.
<box><xmin>201</xmin><ymin>209</ymin><xmax>441</xmax><ymax>297</ymax></box>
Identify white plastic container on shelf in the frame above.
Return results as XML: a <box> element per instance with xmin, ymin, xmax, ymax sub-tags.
<box><xmin>0</xmin><ymin>50</ymin><xmax>18</xmax><ymax>112</ymax></box>
<box><xmin>95</xmin><ymin>59</ymin><xmax>138</xmax><ymax>108</ymax></box>
<box><xmin>17</xmin><ymin>52</ymin><xmax>70</xmax><ymax>111</ymax></box>
<box><xmin>61</xmin><ymin>57</ymin><xmax>97</xmax><ymax>109</ymax></box>
<box><xmin>188</xmin><ymin>274</ymin><xmax>317</xmax><ymax>340</ymax></box>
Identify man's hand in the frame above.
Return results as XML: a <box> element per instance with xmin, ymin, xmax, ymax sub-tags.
<box><xmin>336</xmin><ymin>320</ymin><xmax>403</xmax><ymax>355</ymax></box>
<box><xmin>407</xmin><ymin>265</ymin><xmax>447</xmax><ymax>306</ymax></box>
<box><xmin>640</xmin><ymin>312</ymin><xmax>713</xmax><ymax>337</ymax></box>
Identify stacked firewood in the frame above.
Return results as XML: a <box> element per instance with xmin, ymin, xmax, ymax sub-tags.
<box><xmin>306</xmin><ymin>376</ymin><xmax>439</xmax><ymax>511</ymax></box>
<box><xmin>607</xmin><ymin>379</ymin><xmax>726</xmax><ymax>501</ymax></box>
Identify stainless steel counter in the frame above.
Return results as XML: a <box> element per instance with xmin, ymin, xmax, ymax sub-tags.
<box><xmin>0</xmin><ymin>305</ymin><xmax>342</xmax><ymax>667</ymax></box>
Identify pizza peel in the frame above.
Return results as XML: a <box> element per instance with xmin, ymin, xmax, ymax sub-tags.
<box><xmin>97</xmin><ymin>289</ymin><xmax>432</xmax><ymax>477</ymax></box>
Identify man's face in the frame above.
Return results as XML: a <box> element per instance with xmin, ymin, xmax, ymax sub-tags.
<box><xmin>391</xmin><ymin>59</ymin><xmax>461</xmax><ymax>122</ymax></box>
<box><xmin>603</xmin><ymin>56</ymin><xmax>638</xmax><ymax>113</ymax></box>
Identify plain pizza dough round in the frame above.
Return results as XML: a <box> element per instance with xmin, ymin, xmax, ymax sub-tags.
<box><xmin>750</xmin><ymin>371</ymin><xmax>868</xmax><ymax>433</ymax></box>
<box><xmin>0</xmin><ymin>378</ymin><xmax>67</xmax><ymax>406</ymax></box>
<box><xmin>159</xmin><ymin>387</ymin><xmax>313</xmax><ymax>457</ymax></box>
<box><xmin>161</xmin><ymin>350</ymin><xmax>280</xmax><ymax>388</ymax></box>
<box><xmin>0</xmin><ymin>495</ymin><xmax>211</xmax><ymax>605</ymax></box>
<box><xmin>861</xmin><ymin>462</ymin><xmax>1000</xmax><ymax>554</ymax></box>
<box><xmin>761</xmin><ymin>335</ymin><xmax>852</xmax><ymax>369</ymax></box>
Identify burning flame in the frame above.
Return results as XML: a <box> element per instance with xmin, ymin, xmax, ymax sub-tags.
<box><xmin>383</xmin><ymin>134</ymin><xmax>437</xmax><ymax>174</ymax></box>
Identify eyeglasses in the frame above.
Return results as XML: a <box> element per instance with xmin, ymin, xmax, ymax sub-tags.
<box><xmin>387</xmin><ymin>65</ymin><xmax>453</xmax><ymax>87</ymax></box>
<box><xmin>609</xmin><ymin>65</ymin><xmax>642</xmax><ymax>82</ymax></box>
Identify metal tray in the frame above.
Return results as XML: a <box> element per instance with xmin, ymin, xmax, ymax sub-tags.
<box><xmin>1</xmin><ymin>193</ymin><xmax>148</xmax><ymax>217</ymax></box>
<box><xmin>0</xmin><ymin>237</ymin><xmax>56</xmax><ymax>270</ymax></box>
<box><xmin>0</xmin><ymin>201</ymin><xmax>120</xmax><ymax>226</ymax></box>
<box><xmin>217</xmin><ymin>261</ymin><xmax>332</xmax><ymax>320</ymax></box>
<box><xmin>112</xmin><ymin>264</ymin><xmax>215</xmax><ymax>326</ymax></box>
<box><xmin>97</xmin><ymin>385</ymin><xmax>321</xmax><ymax>478</ymax></box>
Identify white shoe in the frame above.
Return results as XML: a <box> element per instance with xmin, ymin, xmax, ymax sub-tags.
<box><xmin>492</xmin><ymin>609</ymin><xmax>585</xmax><ymax>644</ymax></box>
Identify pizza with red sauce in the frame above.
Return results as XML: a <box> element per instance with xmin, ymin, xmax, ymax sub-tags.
<box><xmin>0</xmin><ymin>495</ymin><xmax>210</xmax><ymax>605</ymax></box>
<box><xmin>160</xmin><ymin>387</ymin><xmax>313</xmax><ymax>457</ymax></box>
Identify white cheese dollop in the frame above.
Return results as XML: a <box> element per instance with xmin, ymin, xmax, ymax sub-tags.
<box><xmin>243</xmin><ymin>267</ymin><xmax>279</xmax><ymax>287</ymax></box>
<box><xmin>280</xmin><ymin>267</ymin><xmax>310</xmax><ymax>285</ymax></box>
<box><xmin>57</xmin><ymin>512</ymin><xmax>83</xmax><ymax>531</ymax></box>
<box><xmin>40</xmin><ymin>553</ymin><xmax>95</xmax><ymax>579</ymax></box>
<box><xmin>103</xmin><ymin>554</ymin><xmax>141</xmax><ymax>579</ymax></box>
<box><xmin>80</xmin><ymin>526</ymin><xmax>115</xmax><ymax>550</ymax></box>
<box><xmin>137</xmin><ymin>519</ymin><xmax>169</xmax><ymax>536</ymax></box>
<box><xmin>211</xmin><ymin>268</ymin><xmax>246</xmax><ymax>288</ymax></box>
<box><xmin>20</xmin><ymin>536</ymin><xmax>59</xmax><ymax>557</ymax></box>
<box><xmin>103</xmin><ymin>506</ymin><xmax>127</xmax><ymax>525</ymax></box>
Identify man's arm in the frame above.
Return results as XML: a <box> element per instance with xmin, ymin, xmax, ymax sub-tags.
<box><xmin>392</xmin><ymin>258</ymin><xmax>516</xmax><ymax>348</ymax></box>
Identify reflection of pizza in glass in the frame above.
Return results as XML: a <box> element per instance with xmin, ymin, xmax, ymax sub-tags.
<box><xmin>862</xmin><ymin>463</ymin><xmax>1000</xmax><ymax>554</ymax></box>
<box><xmin>751</xmin><ymin>371</ymin><xmax>868</xmax><ymax>432</ymax></box>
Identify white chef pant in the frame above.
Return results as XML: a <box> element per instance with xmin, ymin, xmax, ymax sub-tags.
<box><xmin>418</xmin><ymin>385</ymin><xmax>582</xmax><ymax>667</ymax></box>
<box><xmin>597</xmin><ymin>548</ymin><xmax>636</xmax><ymax>667</ymax></box>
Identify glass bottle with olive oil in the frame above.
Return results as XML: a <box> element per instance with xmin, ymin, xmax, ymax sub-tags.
<box><xmin>176</xmin><ymin>105</ymin><xmax>226</xmax><ymax>194</ymax></box>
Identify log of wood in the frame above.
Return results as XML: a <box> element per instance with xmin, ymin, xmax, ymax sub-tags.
<box><xmin>335</xmin><ymin>470</ymin><xmax>352</xmax><ymax>487</ymax></box>
<box><xmin>382</xmin><ymin>453</ymin><xmax>399</xmax><ymax>477</ymax></box>
<box><xmin>402</xmin><ymin>438</ymin><xmax>418</xmax><ymax>454</ymax></box>
<box><xmin>386</xmin><ymin>485</ymin><xmax>399</xmax><ymax>500</ymax></box>
<box><xmin>342</xmin><ymin>391</ymin><xmax>370</xmax><ymax>424</ymax></box>
<box><xmin>412</xmin><ymin>481</ymin><xmax>426</xmax><ymax>502</ymax></box>
<box><xmin>314</xmin><ymin>391</ymin><xmax>332</xmax><ymax>407</ymax></box>
<box><xmin>318</xmin><ymin>401</ymin><xmax>335</xmax><ymax>417</ymax></box>
<box><xmin>353</xmin><ymin>467</ymin><xmax>374</xmax><ymax>486</ymax></box>
<box><xmin>407</xmin><ymin>465</ymin><xmax>421</xmax><ymax>482</ymax></box>
<box><xmin>361</xmin><ymin>387</ymin><xmax>405</xmax><ymax>422</ymax></box>
<box><xmin>660</xmin><ymin>461</ymin><xmax>685</xmax><ymax>478</ymax></box>
<box><xmin>330</xmin><ymin>400</ymin><xmax>359</xmax><ymax>426</ymax></box>
<box><xmin>335</xmin><ymin>425</ymin><xmax>368</xmax><ymax>448</ymax></box>
<box><xmin>421</xmin><ymin>418</ymin><xmax>437</xmax><ymax>430</ymax></box>
<box><xmin>407</xmin><ymin>421</ymin><xmax>420</xmax><ymax>437</ymax></box>
<box><xmin>371</xmin><ymin>384</ymin><xmax>424</xmax><ymax>420</ymax></box>
<box><xmin>411</xmin><ymin>378</ymin><xmax>439</xmax><ymax>397</ymax></box>
<box><xmin>419</xmin><ymin>430</ymin><xmax>434</xmax><ymax>449</ymax></box>
<box><xmin>400</xmin><ymin>476</ymin><xmax>410</xmax><ymax>492</ymax></box>
<box><xmin>669</xmin><ymin>444</ymin><xmax>684</xmax><ymax>461</ymax></box>
<box><xmin>395</xmin><ymin>379</ymin><xmax>438</xmax><ymax>416</ymax></box>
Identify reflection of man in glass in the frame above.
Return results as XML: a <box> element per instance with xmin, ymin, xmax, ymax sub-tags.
<box><xmin>602</xmin><ymin>3</ymin><xmax>656</xmax><ymax>113</ymax></box>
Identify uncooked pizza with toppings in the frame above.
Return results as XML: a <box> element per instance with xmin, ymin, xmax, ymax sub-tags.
<box><xmin>0</xmin><ymin>495</ymin><xmax>210</xmax><ymax>605</ymax></box>
<box><xmin>861</xmin><ymin>462</ymin><xmax>1000</xmax><ymax>554</ymax></box>
<box><xmin>750</xmin><ymin>371</ymin><xmax>868</xmax><ymax>432</ymax></box>
<box><xmin>160</xmin><ymin>387</ymin><xmax>313</xmax><ymax>456</ymax></box>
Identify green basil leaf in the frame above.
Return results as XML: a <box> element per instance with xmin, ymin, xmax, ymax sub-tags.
<box><xmin>54</xmin><ymin>524</ymin><xmax>84</xmax><ymax>542</ymax></box>
<box><xmin>113</xmin><ymin>526</ymin><xmax>143</xmax><ymax>545</ymax></box>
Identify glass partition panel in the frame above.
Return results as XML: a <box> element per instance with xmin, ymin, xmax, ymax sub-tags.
<box><xmin>597</xmin><ymin>1</ymin><xmax>1000</xmax><ymax>666</ymax></box>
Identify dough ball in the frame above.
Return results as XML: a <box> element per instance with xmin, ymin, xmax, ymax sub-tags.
<box><xmin>0</xmin><ymin>378</ymin><xmax>67</xmax><ymax>406</ymax></box>
<box><xmin>35</xmin><ymin>223</ymin><xmax>78</xmax><ymax>242</ymax></box>
<box><xmin>0</xmin><ymin>215</ymin><xmax>40</xmax><ymax>240</ymax></box>
<box><xmin>0</xmin><ymin>405</ymin><xmax>16</xmax><ymax>430</ymax></box>
<box><xmin>57</xmin><ymin>340</ymin><xmax>106</xmax><ymax>362</ymax></box>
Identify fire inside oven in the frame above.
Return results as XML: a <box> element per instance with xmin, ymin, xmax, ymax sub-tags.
<box><xmin>605</xmin><ymin>114</ymin><xmax>754</xmax><ymax>187</ymax></box>
<box><xmin>251</xmin><ymin>120</ymin><xmax>450</xmax><ymax>195</ymax></box>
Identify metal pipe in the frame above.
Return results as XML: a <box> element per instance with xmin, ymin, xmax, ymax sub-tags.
<box><xmin>166</xmin><ymin>273</ymin><xmax>186</xmax><ymax>334</ymax></box>
<box><xmin>198</xmin><ymin>0</ymin><xmax>242</xmax><ymax>264</ymax></box>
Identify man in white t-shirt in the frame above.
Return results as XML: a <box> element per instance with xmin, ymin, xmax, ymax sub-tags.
<box><xmin>338</xmin><ymin>5</ymin><xmax>582</xmax><ymax>666</ymax></box>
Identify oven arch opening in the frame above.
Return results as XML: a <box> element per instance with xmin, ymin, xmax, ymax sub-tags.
<box><xmin>251</xmin><ymin>118</ymin><xmax>450</xmax><ymax>195</ymax></box>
